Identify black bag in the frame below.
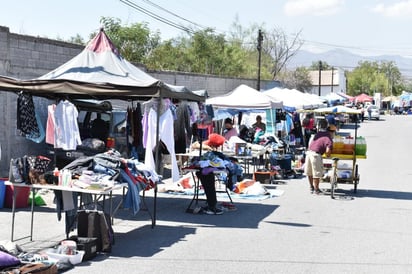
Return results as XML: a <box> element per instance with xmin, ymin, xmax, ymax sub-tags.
<box><xmin>77</xmin><ymin>211</ymin><xmax>114</xmax><ymax>253</ymax></box>
<box><xmin>9</xmin><ymin>156</ymin><xmax>29</xmax><ymax>183</ymax></box>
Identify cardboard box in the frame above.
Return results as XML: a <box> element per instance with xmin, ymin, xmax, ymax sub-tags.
<box><xmin>253</xmin><ymin>171</ymin><xmax>275</xmax><ymax>184</ymax></box>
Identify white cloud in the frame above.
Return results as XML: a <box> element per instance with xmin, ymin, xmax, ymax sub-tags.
<box><xmin>372</xmin><ymin>0</ymin><xmax>412</xmax><ymax>17</ymax></box>
<box><xmin>283</xmin><ymin>0</ymin><xmax>345</xmax><ymax>16</ymax></box>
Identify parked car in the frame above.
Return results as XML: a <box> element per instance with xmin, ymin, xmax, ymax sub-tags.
<box><xmin>48</xmin><ymin>100</ymin><xmax>128</xmax><ymax>168</ymax></box>
<box><xmin>365</xmin><ymin>105</ymin><xmax>380</xmax><ymax>120</ymax></box>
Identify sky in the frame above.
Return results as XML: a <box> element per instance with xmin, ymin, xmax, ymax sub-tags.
<box><xmin>1</xmin><ymin>0</ymin><xmax>412</xmax><ymax>57</ymax></box>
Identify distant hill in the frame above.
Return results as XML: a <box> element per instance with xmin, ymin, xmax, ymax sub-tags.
<box><xmin>287</xmin><ymin>49</ymin><xmax>412</xmax><ymax>78</ymax></box>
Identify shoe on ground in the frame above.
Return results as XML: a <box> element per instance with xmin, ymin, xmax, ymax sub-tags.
<box><xmin>204</xmin><ymin>206</ymin><xmax>224</xmax><ymax>215</ymax></box>
<box><xmin>314</xmin><ymin>189</ymin><xmax>324</xmax><ymax>195</ymax></box>
<box><xmin>310</xmin><ymin>186</ymin><xmax>315</xmax><ymax>194</ymax></box>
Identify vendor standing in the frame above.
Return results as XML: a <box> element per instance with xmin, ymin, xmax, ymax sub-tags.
<box><xmin>304</xmin><ymin>120</ymin><xmax>336</xmax><ymax>194</ymax></box>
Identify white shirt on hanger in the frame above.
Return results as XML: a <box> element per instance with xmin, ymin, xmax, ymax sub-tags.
<box><xmin>54</xmin><ymin>100</ymin><xmax>82</xmax><ymax>150</ymax></box>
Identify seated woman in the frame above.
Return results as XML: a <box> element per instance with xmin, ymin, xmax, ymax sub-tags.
<box><xmin>191</xmin><ymin>133</ymin><xmax>242</xmax><ymax>215</ymax></box>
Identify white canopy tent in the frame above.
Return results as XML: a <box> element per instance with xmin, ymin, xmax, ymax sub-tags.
<box><xmin>206</xmin><ymin>84</ymin><xmax>283</xmax><ymax>135</ymax></box>
<box><xmin>262</xmin><ymin>87</ymin><xmax>325</xmax><ymax>111</ymax></box>
<box><xmin>312</xmin><ymin>105</ymin><xmax>361</xmax><ymax>114</ymax></box>
<box><xmin>206</xmin><ymin>84</ymin><xmax>282</xmax><ymax>111</ymax></box>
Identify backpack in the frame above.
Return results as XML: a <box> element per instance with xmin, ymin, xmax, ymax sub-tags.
<box><xmin>77</xmin><ymin>210</ymin><xmax>114</xmax><ymax>253</ymax></box>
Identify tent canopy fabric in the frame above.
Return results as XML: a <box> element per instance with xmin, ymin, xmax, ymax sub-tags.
<box><xmin>322</xmin><ymin>92</ymin><xmax>347</xmax><ymax>103</ymax></box>
<box><xmin>0</xmin><ymin>29</ymin><xmax>204</xmax><ymax>102</ymax></box>
<box><xmin>312</xmin><ymin>105</ymin><xmax>361</xmax><ymax>114</ymax></box>
<box><xmin>350</xmin><ymin>93</ymin><xmax>373</xmax><ymax>103</ymax></box>
<box><xmin>336</xmin><ymin>91</ymin><xmax>353</xmax><ymax>100</ymax></box>
<box><xmin>382</xmin><ymin>95</ymin><xmax>398</xmax><ymax>102</ymax></box>
<box><xmin>262</xmin><ymin>87</ymin><xmax>325</xmax><ymax>111</ymax></box>
<box><xmin>206</xmin><ymin>84</ymin><xmax>283</xmax><ymax>110</ymax></box>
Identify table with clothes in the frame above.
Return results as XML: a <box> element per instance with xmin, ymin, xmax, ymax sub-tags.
<box><xmin>7</xmin><ymin>149</ymin><xmax>160</xmax><ymax>242</ymax></box>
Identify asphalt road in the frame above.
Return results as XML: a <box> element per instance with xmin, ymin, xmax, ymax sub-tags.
<box><xmin>1</xmin><ymin>114</ymin><xmax>412</xmax><ymax>273</ymax></box>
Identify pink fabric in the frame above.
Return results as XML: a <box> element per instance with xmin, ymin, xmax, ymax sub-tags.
<box><xmin>45</xmin><ymin>104</ymin><xmax>56</xmax><ymax>145</ymax></box>
<box><xmin>86</xmin><ymin>29</ymin><xmax>120</xmax><ymax>55</ymax></box>
<box><xmin>224</xmin><ymin>128</ymin><xmax>238</xmax><ymax>140</ymax></box>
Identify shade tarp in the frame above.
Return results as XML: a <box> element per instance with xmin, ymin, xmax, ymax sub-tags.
<box><xmin>313</xmin><ymin>105</ymin><xmax>361</xmax><ymax>114</ymax></box>
<box><xmin>350</xmin><ymin>93</ymin><xmax>373</xmax><ymax>103</ymax></box>
<box><xmin>206</xmin><ymin>84</ymin><xmax>283</xmax><ymax>110</ymax></box>
<box><xmin>0</xmin><ymin>29</ymin><xmax>204</xmax><ymax>102</ymax></box>
<box><xmin>262</xmin><ymin>87</ymin><xmax>325</xmax><ymax>111</ymax></box>
<box><xmin>381</xmin><ymin>95</ymin><xmax>398</xmax><ymax>102</ymax></box>
<box><xmin>321</xmin><ymin>92</ymin><xmax>347</xmax><ymax>103</ymax></box>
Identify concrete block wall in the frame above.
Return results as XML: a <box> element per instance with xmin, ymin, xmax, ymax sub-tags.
<box><xmin>0</xmin><ymin>26</ymin><xmax>273</xmax><ymax>176</ymax></box>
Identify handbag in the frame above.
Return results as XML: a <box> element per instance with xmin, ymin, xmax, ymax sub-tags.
<box><xmin>26</xmin><ymin>155</ymin><xmax>51</xmax><ymax>174</ymax></box>
<box><xmin>9</xmin><ymin>156</ymin><xmax>29</xmax><ymax>183</ymax></box>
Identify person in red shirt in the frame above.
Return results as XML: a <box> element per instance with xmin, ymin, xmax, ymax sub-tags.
<box><xmin>302</xmin><ymin>113</ymin><xmax>316</xmax><ymax>148</ymax></box>
<box><xmin>304</xmin><ymin>119</ymin><xmax>336</xmax><ymax>194</ymax></box>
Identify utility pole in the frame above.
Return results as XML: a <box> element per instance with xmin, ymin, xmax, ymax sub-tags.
<box><xmin>331</xmin><ymin>66</ymin><xmax>334</xmax><ymax>93</ymax></box>
<box><xmin>318</xmin><ymin>60</ymin><xmax>322</xmax><ymax>96</ymax></box>
<box><xmin>257</xmin><ymin>29</ymin><xmax>263</xmax><ymax>91</ymax></box>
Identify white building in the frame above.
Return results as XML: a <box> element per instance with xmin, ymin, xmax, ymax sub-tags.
<box><xmin>308</xmin><ymin>68</ymin><xmax>347</xmax><ymax>97</ymax></box>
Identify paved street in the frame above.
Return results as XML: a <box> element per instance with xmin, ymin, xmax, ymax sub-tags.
<box><xmin>1</xmin><ymin>114</ymin><xmax>412</xmax><ymax>273</ymax></box>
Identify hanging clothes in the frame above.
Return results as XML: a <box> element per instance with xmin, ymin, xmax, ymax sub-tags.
<box><xmin>26</xmin><ymin>112</ymin><xmax>45</xmax><ymax>143</ymax></box>
<box><xmin>174</xmin><ymin>101</ymin><xmax>192</xmax><ymax>153</ymax></box>
<box><xmin>16</xmin><ymin>92</ymin><xmax>40</xmax><ymax>139</ymax></box>
<box><xmin>141</xmin><ymin>98</ymin><xmax>171</xmax><ymax>148</ymax></box>
<box><xmin>46</xmin><ymin>104</ymin><xmax>56</xmax><ymax>145</ymax></box>
<box><xmin>144</xmin><ymin>107</ymin><xmax>180</xmax><ymax>182</ymax></box>
<box><xmin>54</xmin><ymin>100</ymin><xmax>82</xmax><ymax>150</ymax></box>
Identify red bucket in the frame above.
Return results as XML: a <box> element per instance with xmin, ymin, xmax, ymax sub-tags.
<box><xmin>5</xmin><ymin>182</ymin><xmax>31</xmax><ymax>208</ymax></box>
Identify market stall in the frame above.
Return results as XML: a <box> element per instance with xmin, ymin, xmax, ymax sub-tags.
<box><xmin>312</xmin><ymin>105</ymin><xmax>367</xmax><ymax>198</ymax></box>
<box><xmin>0</xmin><ymin>29</ymin><xmax>205</xmax><ymax>248</ymax></box>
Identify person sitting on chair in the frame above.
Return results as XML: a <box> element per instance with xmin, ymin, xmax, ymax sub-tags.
<box><xmin>223</xmin><ymin>118</ymin><xmax>238</xmax><ymax>140</ymax></box>
<box><xmin>252</xmin><ymin>115</ymin><xmax>266</xmax><ymax>132</ymax></box>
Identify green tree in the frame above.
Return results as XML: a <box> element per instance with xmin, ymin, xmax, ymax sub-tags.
<box><xmin>98</xmin><ymin>17</ymin><xmax>161</xmax><ymax>63</ymax></box>
<box><xmin>309</xmin><ymin>61</ymin><xmax>331</xmax><ymax>70</ymax></box>
<box><xmin>67</xmin><ymin>34</ymin><xmax>85</xmax><ymax>45</ymax></box>
<box><xmin>347</xmin><ymin>60</ymin><xmax>404</xmax><ymax>97</ymax></box>
<box><xmin>278</xmin><ymin>66</ymin><xmax>312</xmax><ymax>92</ymax></box>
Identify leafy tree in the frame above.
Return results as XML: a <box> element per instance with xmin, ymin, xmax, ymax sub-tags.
<box><xmin>97</xmin><ymin>17</ymin><xmax>161</xmax><ymax>63</ymax></box>
<box><xmin>81</xmin><ymin>16</ymin><xmax>302</xmax><ymax>80</ymax></box>
<box><xmin>347</xmin><ymin>60</ymin><xmax>404</xmax><ymax>97</ymax></box>
<box><xmin>258</xmin><ymin>27</ymin><xmax>303</xmax><ymax>79</ymax></box>
<box><xmin>67</xmin><ymin>34</ymin><xmax>85</xmax><ymax>45</ymax></box>
<box><xmin>278</xmin><ymin>66</ymin><xmax>312</xmax><ymax>92</ymax></box>
<box><xmin>309</xmin><ymin>61</ymin><xmax>332</xmax><ymax>70</ymax></box>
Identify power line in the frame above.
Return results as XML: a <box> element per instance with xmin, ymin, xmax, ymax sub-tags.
<box><xmin>141</xmin><ymin>0</ymin><xmax>208</xmax><ymax>30</ymax></box>
<box><xmin>120</xmin><ymin>0</ymin><xmax>195</xmax><ymax>34</ymax></box>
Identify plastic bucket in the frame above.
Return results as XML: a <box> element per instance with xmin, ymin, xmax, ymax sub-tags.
<box><xmin>5</xmin><ymin>184</ymin><xmax>30</xmax><ymax>208</ymax></box>
<box><xmin>0</xmin><ymin>178</ymin><xmax>7</xmax><ymax>209</ymax></box>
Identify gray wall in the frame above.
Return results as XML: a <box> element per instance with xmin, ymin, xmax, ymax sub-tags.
<box><xmin>0</xmin><ymin>26</ymin><xmax>274</xmax><ymax>176</ymax></box>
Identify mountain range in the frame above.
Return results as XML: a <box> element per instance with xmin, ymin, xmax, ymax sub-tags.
<box><xmin>288</xmin><ymin>49</ymin><xmax>412</xmax><ymax>78</ymax></box>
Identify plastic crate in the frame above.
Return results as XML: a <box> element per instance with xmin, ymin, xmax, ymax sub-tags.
<box><xmin>69</xmin><ymin>236</ymin><xmax>98</xmax><ymax>261</ymax></box>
